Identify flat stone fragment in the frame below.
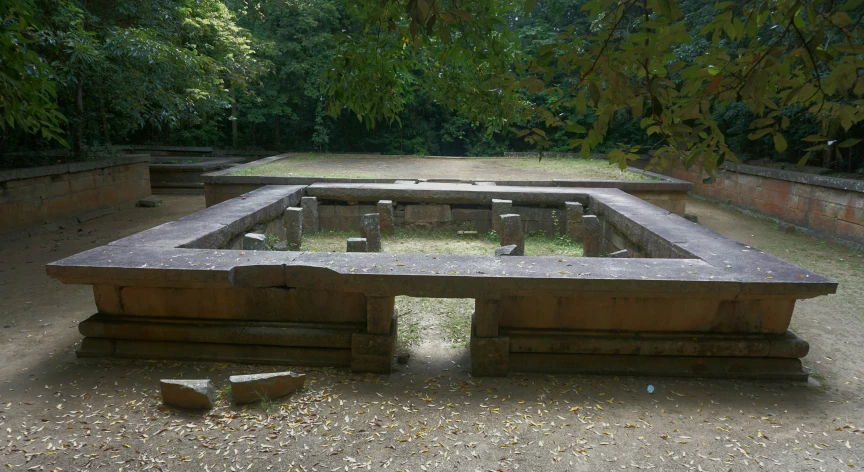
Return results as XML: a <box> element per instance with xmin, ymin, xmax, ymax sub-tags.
<box><xmin>360</xmin><ymin>213</ymin><xmax>382</xmax><ymax>252</ymax></box>
<box><xmin>582</xmin><ymin>215</ymin><xmax>601</xmax><ymax>257</ymax></box>
<box><xmin>499</xmin><ymin>214</ymin><xmax>524</xmax><ymax>256</ymax></box>
<box><xmin>243</xmin><ymin>233</ymin><xmax>267</xmax><ymax>250</ymax></box>
<box><xmin>160</xmin><ymin>379</ymin><xmax>215</xmax><ymax>409</ymax></box>
<box><xmin>347</xmin><ymin>237</ymin><xmax>367</xmax><ymax>252</ymax></box>
<box><xmin>230</xmin><ymin>372</ymin><xmax>306</xmax><ymax>405</ymax></box>
<box><xmin>394</xmin><ymin>180</ymin><xmax>416</xmax><ymax>185</ymax></box>
<box><xmin>474</xmin><ymin>181</ymin><xmax>497</xmax><ymax>186</ymax></box>
<box><xmin>301</xmin><ymin>197</ymin><xmax>320</xmax><ymax>233</ymax></box>
<box><xmin>495</xmin><ymin>245</ymin><xmax>519</xmax><ymax>256</ymax></box>
<box><xmin>491</xmin><ymin>199</ymin><xmax>512</xmax><ymax>234</ymax></box>
<box><xmin>564</xmin><ymin>201</ymin><xmax>584</xmax><ymax>239</ymax></box>
<box><xmin>136</xmin><ymin>196</ymin><xmax>163</xmax><ymax>208</ymax></box>
<box><xmin>284</xmin><ymin>207</ymin><xmax>303</xmax><ymax>250</ymax></box>
<box><xmin>377</xmin><ymin>200</ymin><xmax>395</xmax><ymax>234</ymax></box>
<box><xmin>609</xmin><ymin>249</ymin><xmax>629</xmax><ymax>258</ymax></box>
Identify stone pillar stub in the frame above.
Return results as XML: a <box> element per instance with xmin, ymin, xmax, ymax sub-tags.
<box><xmin>351</xmin><ymin>316</ymin><xmax>397</xmax><ymax>374</ymax></box>
<box><xmin>565</xmin><ymin>201</ymin><xmax>584</xmax><ymax>240</ymax></box>
<box><xmin>366</xmin><ymin>296</ymin><xmax>395</xmax><ymax>334</ymax></box>
<box><xmin>300</xmin><ymin>197</ymin><xmax>320</xmax><ymax>233</ymax></box>
<box><xmin>491</xmin><ymin>199</ymin><xmax>512</xmax><ymax>234</ymax></box>
<box><xmin>582</xmin><ymin>215</ymin><xmax>601</xmax><ymax>257</ymax></box>
<box><xmin>377</xmin><ymin>200</ymin><xmax>395</xmax><ymax>234</ymax></box>
<box><xmin>474</xmin><ymin>298</ymin><xmax>501</xmax><ymax>337</ymax></box>
<box><xmin>499</xmin><ymin>214</ymin><xmax>524</xmax><ymax>256</ymax></box>
<box><xmin>347</xmin><ymin>237</ymin><xmax>367</xmax><ymax>252</ymax></box>
<box><xmin>284</xmin><ymin>207</ymin><xmax>303</xmax><ymax>250</ymax></box>
<box><xmin>360</xmin><ymin>213</ymin><xmax>382</xmax><ymax>252</ymax></box>
<box><xmin>243</xmin><ymin>233</ymin><xmax>267</xmax><ymax>250</ymax></box>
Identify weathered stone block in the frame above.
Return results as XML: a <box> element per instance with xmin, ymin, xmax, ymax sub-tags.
<box><xmin>378</xmin><ymin>200</ymin><xmax>395</xmax><ymax>233</ymax></box>
<box><xmin>160</xmin><ymin>379</ymin><xmax>215</xmax><ymax>409</ymax></box>
<box><xmin>499</xmin><ymin>214</ymin><xmax>524</xmax><ymax>256</ymax></box>
<box><xmin>243</xmin><ymin>233</ymin><xmax>267</xmax><ymax>250</ymax></box>
<box><xmin>474</xmin><ymin>298</ymin><xmax>500</xmax><ymax>337</ymax></box>
<box><xmin>301</xmin><ymin>197</ymin><xmax>320</xmax><ymax>233</ymax></box>
<box><xmin>347</xmin><ymin>237</ymin><xmax>367</xmax><ymax>252</ymax></box>
<box><xmin>565</xmin><ymin>201</ymin><xmax>584</xmax><ymax>239</ymax></box>
<box><xmin>284</xmin><ymin>207</ymin><xmax>303</xmax><ymax>250</ymax></box>
<box><xmin>360</xmin><ymin>213</ymin><xmax>382</xmax><ymax>252</ymax></box>
<box><xmin>230</xmin><ymin>372</ymin><xmax>306</xmax><ymax>404</ymax></box>
<box><xmin>351</xmin><ymin>316</ymin><xmax>397</xmax><ymax>374</ymax></box>
<box><xmin>582</xmin><ymin>215</ymin><xmax>601</xmax><ymax>257</ymax></box>
<box><xmin>491</xmin><ymin>199</ymin><xmax>512</xmax><ymax>233</ymax></box>
<box><xmin>452</xmin><ymin>208</ymin><xmax>491</xmax><ymax>221</ymax></box>
<box><xmin>367</xmin><ymin>296</ymin><xmax>395</xmax><ymax>334</ymax></box>
<box><xmin>495</xmin><ymin>245</ymin><xmax>519</xmax><ymax>256</ymax></box>
<box><xmin>136</xmin><ymin>196</ymin><xmax>162</xmax><ymax>208</ymax></box>
<box><xmin>405</xmin><ymin>204</ymin><xmax>451</xmax><ymax>223</ymax></box>
<box><xmin>471</xmin><ymin>334</ymin><xmax>509</xmax><ymax>377</ymax></box>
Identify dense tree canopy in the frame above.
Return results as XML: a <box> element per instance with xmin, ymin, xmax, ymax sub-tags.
<box><xmin>2</xmin><ymin>0</ymin><xmax>863</xmax><ymax>174</ymax></box>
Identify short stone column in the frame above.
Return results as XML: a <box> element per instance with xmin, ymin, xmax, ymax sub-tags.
<box><xmin>377</xmin><ymin>200</ymin><xmax>395</xmax><ymax>234</ymax></box>
<box><xmin>301</xmin><ymin>197</ymin><xmax>320</xmax><ymax>233</ymax></box>
<box><xmin>565</xmin><ymin>202</ymin><xmax>584</xmax><ymax>239</ymax></box>
<box><xmin>360</xmin><ymin>213</ymin><xmax>382</xmax><ymax>252</ymax></box>
<box><xmin>347</xmin><ymin>237</ymin><xmax>367</xmax><ymax>252</ymax></box>
<box><xmin>491</xmin><ymin>199</ymin><xmax>512</xmax><ymax>234</ymax></box>
<box><xmin>351</xmin><ymin>295</ymin><xmax>397</xmax><ymax>374</ymax></box>
<box><xmin>471</xmin><ymin>298</ymin><xmax>508</xmax><ymax>377</ymax></box>
<box><xmin>243</xmin><ymin>233</ymin><xmax>267</xmax><ymax>250</ymax></box>
<box><xmin>284</xmin><ymin>207</ymin><xmax>303</xmax><ymax>250</ymax></box>
<box><xmin>499</xmin><ymin>214</ymin><xmax>524</xmax><ymax>256</ymax></box>
<box><xmin>582</xmin><ymin>215</ymin><xmax>601</xmax><ymax>257</ymax></box>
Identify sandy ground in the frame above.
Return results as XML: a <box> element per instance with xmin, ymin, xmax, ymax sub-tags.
<box><xmin>0</xmin><ymin>195</ymin><xmax>862</xmax><ymax>471</ymax></box>
<box><xmin>233</xmin><ymin>156</ymin><xmax>647</xmax><ymax>181</ymax></box>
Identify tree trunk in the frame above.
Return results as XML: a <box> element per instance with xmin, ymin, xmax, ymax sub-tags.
<box><xmin>274</xmin><ymin>115</ymin><xmax>281</xmax><ymax>149</ymax></box>
<box><xmin>73</xmin><ymin>78</ymin><xmax>84</xmax><ymax>159</ymax></box>
<box><xmin>231</xmin><ymin>92</ymin><xmax>238</xmax><ymax>149</ymax></box>
<box><xmin>97</xmin><ymin>95</ymin><xmax>111</xmax><ymax>146</ymax></box>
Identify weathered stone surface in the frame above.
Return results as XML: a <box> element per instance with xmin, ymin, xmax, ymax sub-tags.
<box><xmin>474</xmin><ymin>299</ymin><xmax>500</xmax><ymax>337</ymax></box>
<box><xmin>301</xmin><ymin>197</ymin><xmax>319</xmax><ymax>233</ymax></box>
<box><xmin>499</xmin><ymin>214</ymin><xmax>524</xmax><ymax>256</ymax></box>
<box><xmin>347</xmin><ymin>237</ymin><xmax>367</xmax><ymax>252</ymax></box>
<box><xmin>475</xmin><ymin>181</ymin><xmax>497</xmax><ymax>186</ymax></box>
<box><xmin>230</xmin><ymin>372</ymin><xmax>306</xmax><ymax>404</ymax></box>
<box><xmin>582</xmin><ymin>215</ymin><xmax>601</xmax><ymax>257</ymax></box>
<box><xmin>360</xmin><ymin>213</ymin><xmax>382</xmax><ymax>252</ymax></box>
<box><xmin>565</xmin><ymin>201</ymin><xmax>584</xmax><ymax>239</ymax></box>
<box><xmin>136</xmin><ymin>196</ymin><xmax>162</xmax><ymax>208</ymax></box>
<box><xmin>160</xmin><ymin>379</ymin><xmax>215</xmax><ymax>409</ymax></box>
<box><xmin>284</xmin><ymin>207</ymin><xmax>303</xmax><ymax>250</ymax></box>
<box><xmin>243</xmin><ymin>233</ymin><xmax>267</xmax><ymax>250</ymax></box>
<box><xmin>495</xmin><ymin>245</ymin><xmax>519</xmax><ymax>256</ymax></box>
<box><xmin>367</xmin><ymin>296</ymin><xmax>394</xmax><ymax>334</ymax></box>
<box><xmin>491</xmin><ymin>199</ymin><xmax>512</xmax><ymax>233</ymax></box>
<box><xmin>451</xmin><ymin>208</ymin><xmax>491</xmax><ymax>221</ymax></box>
<box><xmin>609</xmin><ymin>249</ymin><xmax>629</xmax><ymax>258</ymax></box>
<box><xmin>351</xmin><ymin>316</ymin><xmax>397</xmax><ymax>373</ymax></box>
<box><xmin>471</xmin><ymin>334</ymin><xmax>509</xmax><ymax>377</ymax></box>
<box><xmin>405</xmin><ymin>204</ymin><xmax>451</xmax><ymax>223</ymax></box>
<box><xmin>377</xmin><ymin>200</ymin><xmax>395</xmax><ymax>234</ymax></box>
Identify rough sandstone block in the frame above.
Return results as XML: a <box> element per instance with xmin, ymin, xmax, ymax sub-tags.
<box><xmin>491</xmin><ymin>199</ymin><xmax>512</xmax><ymax>234</ymax></box>
<box><xmin>495</xmin><ymin>245</ymin><xmax>519</xmax><ymax>256</ymax></box>
<box><xmin>301</xmin><ymin>197</ymin><xmax>320</xmax><ymax>233</ymax></box>
<box><xmin>284</xmin><ymin>207</ymin><xmax>303</xmax><ymax>249</ymax></box>
<box><xmin>243</xmin><ymin>233</ymin><xmax>267</xmax><ymax>250</ymax></box>
<box><xmin>405</xmin><ymin>204</ymin><xmax>451</xmax><ymax>223</ymax></box>
<box><xmin>351</xmin><ymin>316</ymin><xmax>397</xmax><ymax>374</ymax></box>
<box><xmin>347</xmin><ymin>237</ymin><xmax>368</xmax><ymax>252</ymax></box>
<box><xmin>565</xmin><ymin>201</ymin><xmax>584</xmax><ymax>239</ymax></box>
<box><xmin>377</xmin><ymin>200</ymin><xmax>395</xmax><ymax>234</ymax></box>
<box><xmin>367</xmin><ymin>296</ymin><xmax>395</xmax><ymax>334</ymax></box>
<box><xmin>230</xmin><ymin>372</ymin><xmax>306</xmax><ymax>405</ymax></box>
<box><xmin>160</xmin><ymin>379</ymin><xmax>215</xmax><ymax>409</ymax></box>
<box><xmin>452</xmin><ymin>208</ymin><xmax>491</xmax><ymax>221</ymax></box>
<box><xmin>582</xmin><ymin>215</ymin><xmax>601</xmax><ymax>257</ymax></box>
<box><xmin>474</xmin><ymin>299</ymin><xmax>500</xmax><ymax>337</ymax></box>
<box><xmin>360</xmin><ymin>213</ymin><xmax>382</xmax><ymax>252</ymax></box>
<box><xmin>471</xmin><ymin>335</ymin><xmax>509</xmax><ymax>377</ymax></box>
<box><xmin>499</xmin><ymin>214</ymin><xmax>524</xmax><ymax>256</ymax></box>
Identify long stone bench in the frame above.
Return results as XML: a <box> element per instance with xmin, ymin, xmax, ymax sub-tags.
<box><xmin>47</xmin><ymin>185</ymin><xmax>837</xmax><ymax>380</ymax></box>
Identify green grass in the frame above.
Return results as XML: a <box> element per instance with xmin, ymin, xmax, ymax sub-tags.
<box><xmin>299</xmin><ymin>228</ymin><xmax>583</xmax><ymax>257</ymax></box>
<box><xmin>499</xmin><ymin>157</ymin><xmax>653</xmax><ymax>181</ymax></box>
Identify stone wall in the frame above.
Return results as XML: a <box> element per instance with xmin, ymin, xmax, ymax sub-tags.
<box><xmin>664</xmin><ymin>163</ymin><xmax>864</xmax><ymax>247</ymax></box>
<box><xmin>0</xmin><ymin>156</ymin><xmax>151</xmax><ymax>239</ymax></box>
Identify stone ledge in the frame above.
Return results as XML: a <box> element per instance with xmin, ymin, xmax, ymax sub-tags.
<box><xmin>720</xmin><ymin>162</ymin><xmax>864</xmax><ymax>193</ymax></box>
<box><xmin>0</xmin><ymin>155</ymin><xmax>151</xmax><ymax>183</ymax></box>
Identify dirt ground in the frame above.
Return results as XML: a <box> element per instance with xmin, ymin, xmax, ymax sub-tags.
<box><xmin>232</xmin><ymin>155</ymin><xmax>648</xmax><ymax>181</ymax></box>
<box><xmin>1</xmin><ymin>194</ymin><xmax>863</xmax><ymax>472</ymax></box>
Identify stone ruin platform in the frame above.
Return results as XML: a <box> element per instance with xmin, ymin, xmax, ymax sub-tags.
<box><xmin>47</xmin><ymin>183</ymin><xmax>837</xmax><ymax>380</ymax></box>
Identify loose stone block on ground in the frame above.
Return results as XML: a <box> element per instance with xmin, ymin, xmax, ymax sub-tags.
<box><xmin>230</xmin><ymin>372</ymin><xmax>306</xmax><ymax>405</ymax></box>
<box><xmin>160</xmin><ymin>379</ymin><xmax>215</xmax><ymax>409</ymax></box>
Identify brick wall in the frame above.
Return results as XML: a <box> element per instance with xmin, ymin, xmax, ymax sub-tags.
<box><xmin>0</xmin><ymin>156</ymin><xmax>151</xmax><ymax>238</ymax></box>
<box><xmin>666</xmin><ymin>163</ymin><xmax>864</xmax><ymax>247</ymax></box>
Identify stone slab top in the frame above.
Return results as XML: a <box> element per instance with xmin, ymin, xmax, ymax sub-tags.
<box><xmin>46</xmin><ymin>184</ymin><xmax>836</xmax><ymax>300</ymax></box>
<box><xmin>720</xmin><ymin>162</ymin><xmax>864</xmax><ymax>193</ymax></box>
<box><xmin>149</xmin><ymin>157</ymin><xmax>244</xmax><ymax>171</ymax></box>
<box><xmin>0</xmin><ymin>155</ymin><xmax>151</xmax><ymax>183</ymax></box>
<box><xmin>306</xmin><ymin>182</ymin><xmax>595</xmax><ymax>205</ymax></box>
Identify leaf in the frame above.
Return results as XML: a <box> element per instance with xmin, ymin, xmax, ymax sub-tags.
<box><xmin>773</xmin><ymin>133</ymin><xmax>788</xmax><ymax>153</ymax></box>
<box><xmin>532</xmin><ymin>127</ymin><xmax>546</xmax><ymax>137</ymax></box>
<box><xmin>524</xmin><ymin>0</ymin><xmax>537</xmax><ymax>13</ymax></box>
<box><xmin>706</xmin><ymin>74</ymin><xmax>722</xmax><ymax>93</ymax></box>
<box><xmin>838</xmin><ymin>138</ymin><xmax>862</xmax><ymax>148</ymax></box>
